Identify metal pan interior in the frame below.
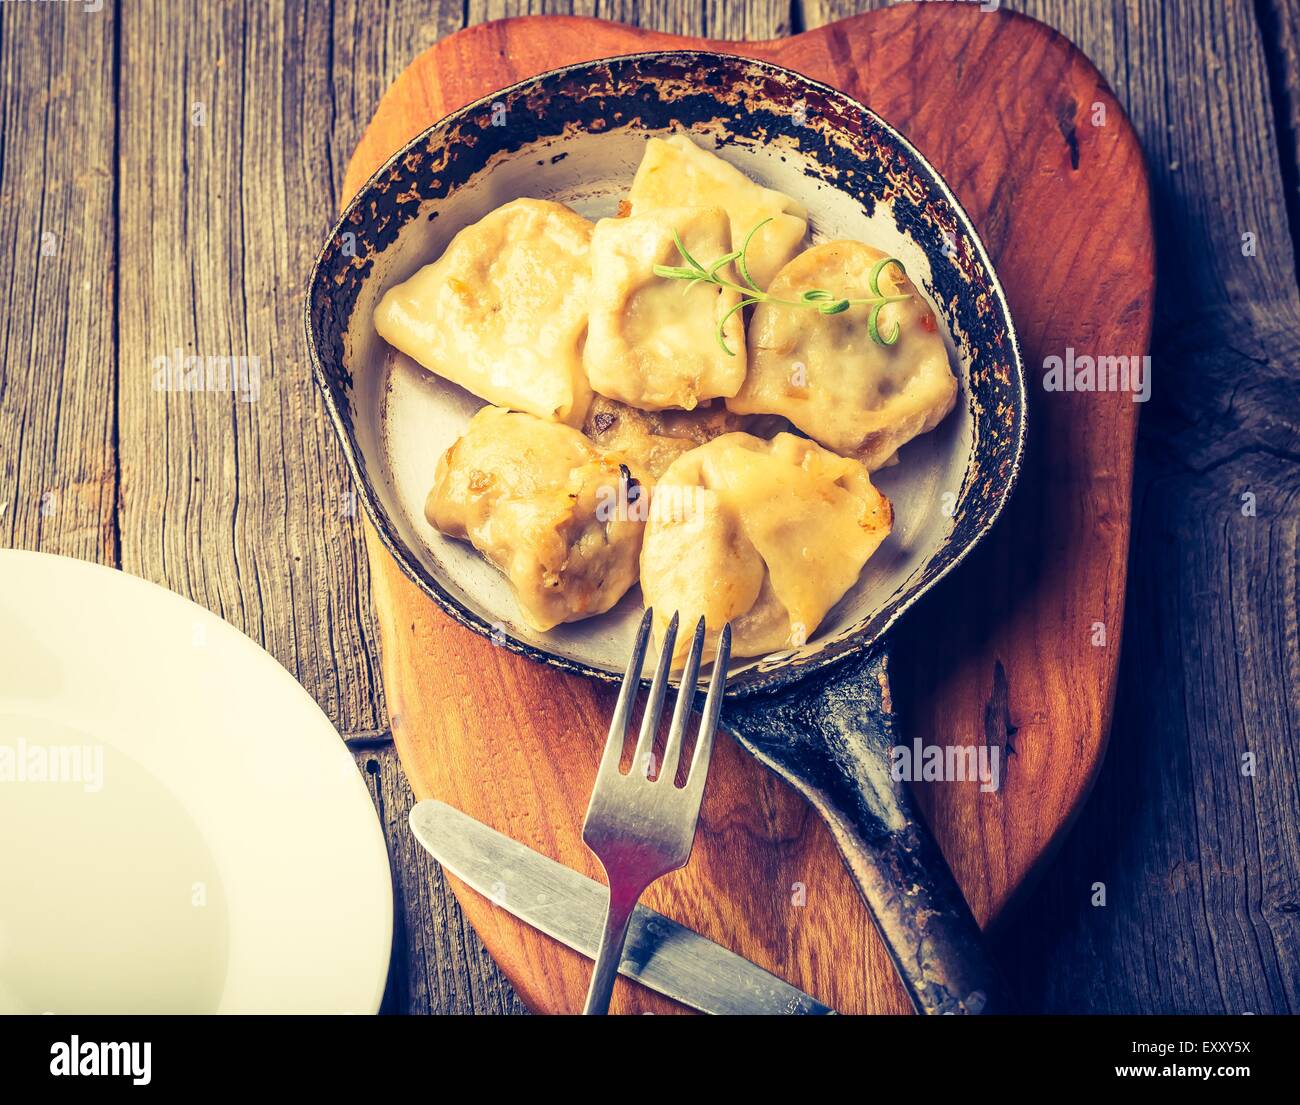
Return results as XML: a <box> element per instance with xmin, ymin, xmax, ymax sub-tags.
<box><xmin>307</xmin><ymin>53</ymin><xmax>1025</xmax><ymax>697</ymax></box>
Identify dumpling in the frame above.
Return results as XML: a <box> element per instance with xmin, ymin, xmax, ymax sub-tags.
<box><xmin>374</xmin><ymin>198</ymin><xmax>593</xmax><ymax>426</ymax></box>
<box><xmin>585</xmin><ymin>206</ymin><xmax>746</xmax><ymax>411</ymax></box>
<box><xmin>582</xmin><ymin>395</ymin><xmax>786</xmax><ymax>479</ymax></box>
<box><xmin>641</xmin><ymin>432</ymin><xmax>892</xmax><ymax>665</ymax></box>
<box><xmin>427</xmin><ymin>407</ymin><xmax>646</xmax><ymax>631</ymax></box>
<box><xmin>628</xmin><ymin>133</ymin><xmax>807</xmax><ymax>292</ymax></box>
<box><xmin>727</xmin><ymin>241</ymin><xmax>957</xmax><ymax>469</ymax></box>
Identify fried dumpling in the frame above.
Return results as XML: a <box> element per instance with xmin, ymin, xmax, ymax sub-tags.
<box><xmin>582</xmin><ymin>395</ymin><xmax>785</xmax><ymax>479</ymax></box>
<box><xmin>627</xmin><ymin>133</ymin><xmax>808</xmax><ymax>292</ymax></box>
<box><xmin>427</xmin><ymin>407</ymin><xmax>646</xmax><ymax>632</ymax></box>
<box><xmin>641</xmin><ymin>432</ymin><xmax>893</xmax><ymax>665</ymax></box>
<box><xmin>726</xmin><ymin>241</ymin><xmax>957</xmax><ymax>469</ymax></box>
<box><xmin>375</xmin><ymin>198</ymin><xmax>593</xmax><ymax>426</ymax></box>
<box><xmin>585</xmin><ymin>206</ymin><xmax>746</xmax><ymax>411</ymax></box>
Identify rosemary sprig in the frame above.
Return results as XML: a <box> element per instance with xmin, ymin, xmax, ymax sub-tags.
<box><xmin>652</xmin><ymin>218</ymin><xmax>914</xmax><ymax>356</ymax></box>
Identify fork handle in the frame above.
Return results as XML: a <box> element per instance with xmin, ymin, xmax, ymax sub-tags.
<box><xmin>583</xmin><ymin>883</ymin><xmax>642</xmax><ymax>1015</ymax></box>
<box><xmin>722</xmin><ymin>646</ymin><xmax>1011</xmax><ymax>1015</ymax></box>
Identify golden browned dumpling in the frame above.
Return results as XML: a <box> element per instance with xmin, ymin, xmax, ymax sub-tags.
<box><xmin>582</xmin><ymin>395</ymin><xmax>786</xmax><ymax>479</ymax></box>
<box><xmin>640</xmin><ymin>432</ymin><xmax>893</xmax><ymax>665</ymax></box>
<box><xmin>585</xmin><ymin>206</ymin><xmax>746</xmax><ymax>411</ymax></box>
<box><xmin>627</xmin><ymin>133</ymin><xmax>807</xmax><ymax>292</ymax></box>
<box><xmin>375</xmin><ymin>198</ymin><xmax>593</xmax><ymax>425</ymax></box>
<box><xmin>726</xmin><ymin>241</ymin><xmax>958</xmax><ymax>469</ymax></box>
<box><xmin>427</xmin><ymin>407</ymin><xmax>647</xmax><ymax>631</ymax></box>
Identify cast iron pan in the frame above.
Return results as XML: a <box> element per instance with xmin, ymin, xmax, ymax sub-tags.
<box><xmin>306</xmin><ymin>52</ymin><xmax>1027</xmax><ymax>1015</ymax></box>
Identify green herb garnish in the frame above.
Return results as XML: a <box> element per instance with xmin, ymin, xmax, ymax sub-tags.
<box><xmin>653</xmin><ymin>218</ymin><xmax>913</xmax><ymax>356</ymax></box>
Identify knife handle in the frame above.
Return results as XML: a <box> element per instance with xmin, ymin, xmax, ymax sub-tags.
<box><xmin>722</xmin><ymin>646</ymin><xmax>1012</xmax><ymax>1015</ymax></box>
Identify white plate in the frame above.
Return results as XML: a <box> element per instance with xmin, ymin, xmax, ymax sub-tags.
<box><xmin>0</xmin><ymin>551</ymin><xmax>392</xmax><ymax>1013</ymax></box>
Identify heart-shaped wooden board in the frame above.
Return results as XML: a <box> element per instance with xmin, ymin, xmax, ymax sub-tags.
<box><xmin>344</xmin><ymin>6</ymin><xmax>1152</xmax><ymax>1014</ymax></box>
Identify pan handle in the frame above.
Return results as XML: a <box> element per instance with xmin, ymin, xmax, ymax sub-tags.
<box><xmin>721</xmin><ymin>645</ymin><xmax>1010</xmax><ymax>1014</ymax></box>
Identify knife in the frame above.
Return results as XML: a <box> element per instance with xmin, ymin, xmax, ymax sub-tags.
<box><xmin>409</xmin><ymin>799</ymin><xmax>835</xmax><ymax>1015</ymax></box>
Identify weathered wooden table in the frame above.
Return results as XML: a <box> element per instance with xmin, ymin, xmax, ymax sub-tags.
<box><xmin>2</xmin><ymin>0</ymin><xmax>1296</xmax><ymax>1014</ymax></box>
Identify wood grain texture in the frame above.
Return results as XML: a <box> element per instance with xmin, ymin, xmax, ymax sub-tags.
<box><xmin>0</xmin><ymin>1</ymin><xmax>117</xmax><ymax>562</ymax></box>
<box><xmin>115</xmin><ymin>0</ymin><xmax>390</xmax><ymax>735</ymax></box>
<box><xmin>1257</xmin><ymin>0</ymin><xmax>1300</xmax><ymax>285</ymax></box>
<box><xmin>345</xmin><ymin>5</ymin><xmax>1152</xmax><ymax>1013</ymax></box>
<box><xmin>464</xmin><ymin>1</ymin><xmax>791</xmax><ymax>39</ymax></box>
<box><xmin>986</xmin><ymin>0</ymin><xmax>1300</xmax><ymax>1014</ymax></box>
<box><xmin>353</xmin><ymin>742</ymin><xmax>528</xmax><ymax>1014</ymax></box>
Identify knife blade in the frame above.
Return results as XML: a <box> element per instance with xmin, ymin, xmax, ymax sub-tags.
<box><xmin>409</xmin><ymin>799</ymin><xmax>834</xmax><ymax>1015</ymax></box>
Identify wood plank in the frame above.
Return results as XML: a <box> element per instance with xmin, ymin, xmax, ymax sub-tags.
<box><xmin>1257</xmin><ymin>0</ymin><xmax>1300</xmax><ymax>287</ymax></box>
<box><xmin>469</xmin><ymin>1</ymin><xmax>699</xmax><ymax>36</ymax></box>
<box><xmin>114</xmin><ymin>0</ymin><xmax>411</xmax><ymax>735</ymax></box>
<box><xmin>464</xmin><ymin>1</ymin><xmax>791</xmax><ymax>40</ymax></box>
<box><xmin>999</xmin><ymin>432</ymin><xmax>1300</xmax><ymax>1014</ymax></box>
<box><xmin>323</xmin><ymin>0</ymin><xmax>465</xmax><ymax>214</ymax></box>
<box><xmin>346</xmin><ymin>5</ymin><xmax>1151</xmax><ymax>1013</ymax></box>
<box><xmin>991</xmin><ymin>0</ymin><xmax>1300</xmax><ymax>1016</ymax></box>
<box><xmin>352</xmin><ymin>742</ymin><xmax>527</xmax><ymax>1015</ymax></box>
<box><xmin>0</xmin><ymin>0</ymin><xmax>116</xmax><ymax>562</ymax></box>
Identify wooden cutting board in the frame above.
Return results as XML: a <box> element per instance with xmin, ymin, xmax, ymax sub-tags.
<box><xmin>345</xmin><ymin>7</ymin><xmax>1153</xmax><ymax>1014</ymax></box>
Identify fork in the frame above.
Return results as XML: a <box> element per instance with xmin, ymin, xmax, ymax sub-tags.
<box><xmin>580</xmin><ymin>608</ymin><xmax>732</xmax><ymax>1015</ymax></box>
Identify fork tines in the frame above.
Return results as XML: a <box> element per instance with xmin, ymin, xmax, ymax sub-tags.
<box><xmin>597</xmin><ymin>608</ymin><xmax>731</xmax><ymax>788</ymax></box>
